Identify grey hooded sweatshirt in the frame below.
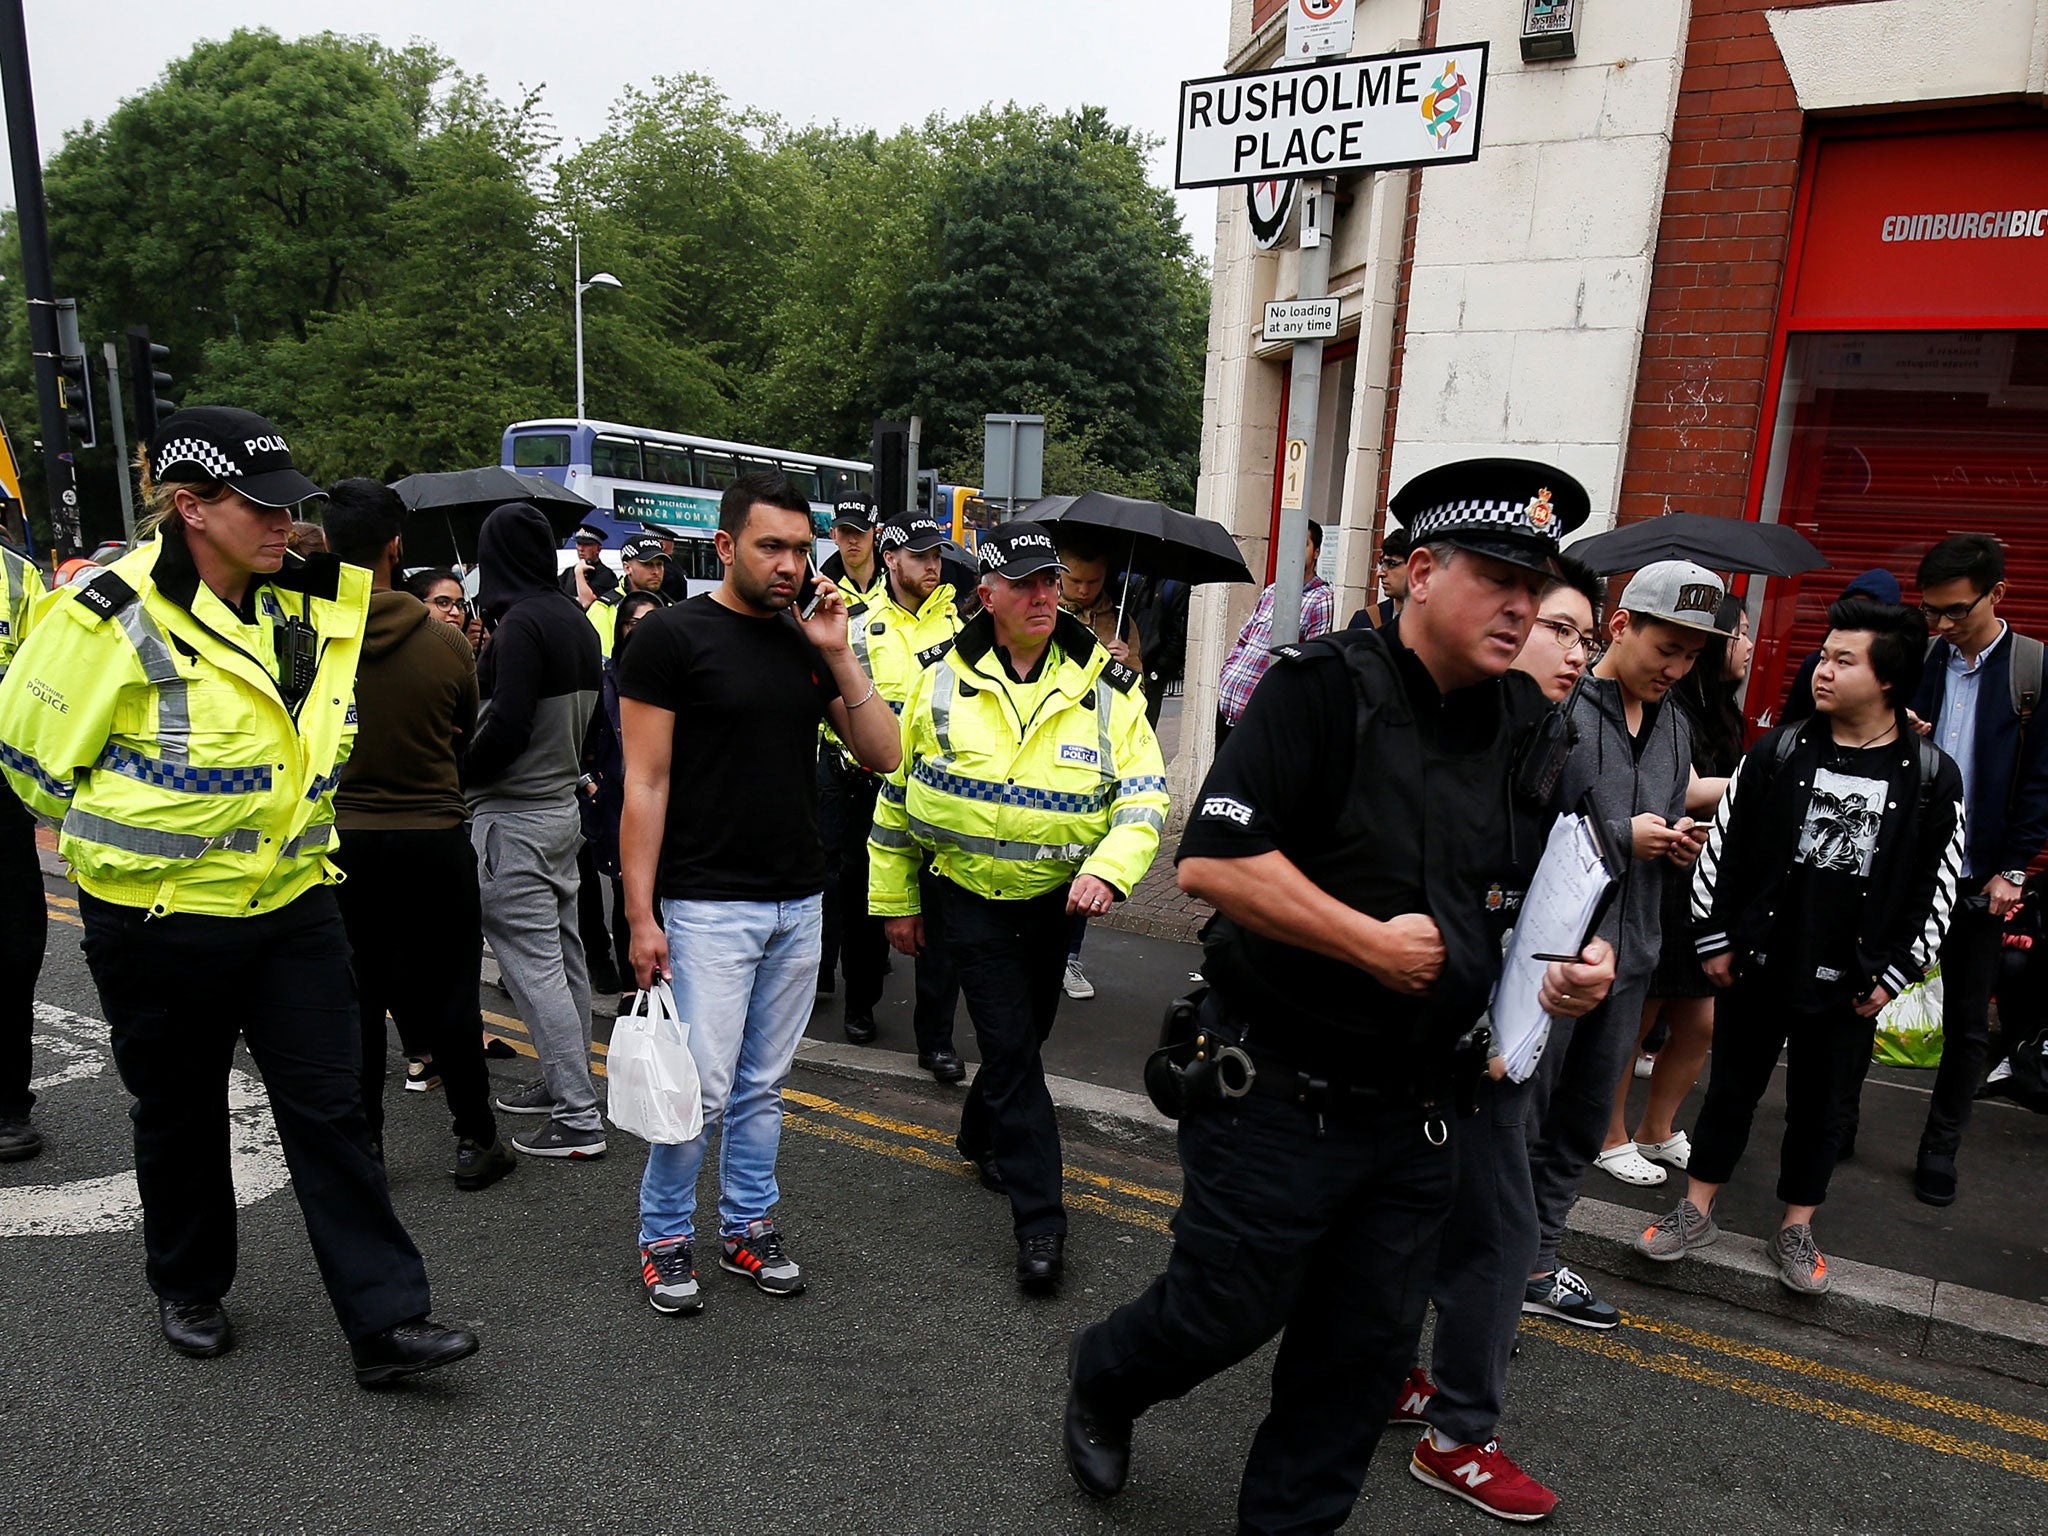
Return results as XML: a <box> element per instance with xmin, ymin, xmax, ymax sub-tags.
<box><xmin>1557</xmin><ymin>674</ymin><xmax>1694</xmax><ymax>990</ymax></box>
<box><xmin>463</xmin><ymin>503</ymin><xmax>603</xmax><ymax>814</ymax></box>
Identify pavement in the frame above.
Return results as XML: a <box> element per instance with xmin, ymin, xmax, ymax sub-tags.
<box><xmin>794</xmin><ymin>866</ymin><xmax>2048</xmax><ymax>1387</ymax></box>
<box><xmin>10</xmin><ymin>901</ymin><xmax>2048</xmax><ymax>1534</ymax></box>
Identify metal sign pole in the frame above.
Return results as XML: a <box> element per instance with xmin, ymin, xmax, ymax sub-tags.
<box><xmin>102</xmin><ymin>340</ymin><xmax>135</xmax><ymax>542</ymax></box>
<box><xmin>1270</xmin><ymin>177</ymin><xmax>1336</xmax><ymax>647</ymax></box>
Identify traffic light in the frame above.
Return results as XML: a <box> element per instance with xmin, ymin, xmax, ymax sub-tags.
<box><xmin>870</xmin><ymin>419</ymin><xmax>912</xmax><ymax>519</ymax></box>
<box><xmin>126</xmin><ymin>325</ymin><xmax>173</xmax><ymax>441</ymax></box>
<box><xmin>53</xmin><ymin>299</ymin><xmax>96</xmax><ymax>448</ymax></box>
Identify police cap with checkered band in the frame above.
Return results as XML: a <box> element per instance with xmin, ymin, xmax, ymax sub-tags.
<box><xmin>878</xmin><ymin>511</ymin><xmax>949</xmax><ymax>554</ymax></box>
<box><xmin>146</xmin><ymin>406</ymin><xmax>324</xmax><ymax>510</ymax></box>
<box><xmin>974</xmin><ymin>521</ymin><xmax>1067</xmax><ymax>581</ymax></box>
<box><xmin>1387</xmin><ymin>457</ymin><xmax>1590</xmax><ymax>579</ymax></box>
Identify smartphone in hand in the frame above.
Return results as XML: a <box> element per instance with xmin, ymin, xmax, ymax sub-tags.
<box><xmin>800</xmin><ymin>558</ymin><xmax>826</xmax><ymax>621</ymax></box>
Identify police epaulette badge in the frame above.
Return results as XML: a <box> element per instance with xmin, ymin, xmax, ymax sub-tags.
<box><xmin>1273</xmin><ymin>644</ymin><xmax>1304</xmax><ymax>663</ymax></box>
<box><xmin>916</xmin><ymin>640</ymin><xmax>953</xmax><ymax>669</ymax></box>
<box><xmin>72</xmin><ymin>570</ymin><xmax>138</xmax><ymax>621</ymax></box>
<box><xmin>1103</xmin><ymin>658</ymin><xmax>1139</xmax><ymax>692</ymax></box>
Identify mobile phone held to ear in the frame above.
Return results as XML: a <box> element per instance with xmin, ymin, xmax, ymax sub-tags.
<box><xmin>800</xmin><ymin>559</ymin><xmax>826</xmax><ymax>621</ymax></box>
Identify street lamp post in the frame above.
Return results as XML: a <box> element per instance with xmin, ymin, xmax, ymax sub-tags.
<box><xmin>572</xmin><ymin>233</ymin><xmax>622</xmax><ymax>423</ymax></box>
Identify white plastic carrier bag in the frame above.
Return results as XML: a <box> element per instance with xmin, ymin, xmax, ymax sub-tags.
<box><xmin>606</xmin><ymin>980</ymin><xmax>703</xmax><ymax>1144</ymax></box>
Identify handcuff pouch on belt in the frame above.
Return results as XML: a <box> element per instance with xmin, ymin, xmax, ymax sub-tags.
<box><xmin>1143</xmin><ymin>988</ymin><xmax>1254</xmax><ymax>1121</ymax></box>
<box><xmin>1450</xmin><ymin>1020</ymin><xmax>1495</xmax><ymax>1121</ymax></box>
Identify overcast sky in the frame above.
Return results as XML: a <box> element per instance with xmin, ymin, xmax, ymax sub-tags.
<box><xmin>4</xmin><ymin>0</ymin><xmax>1224</xmax><ymax>252</ymax></box>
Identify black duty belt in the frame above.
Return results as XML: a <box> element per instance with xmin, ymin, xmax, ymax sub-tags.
<box><xmin>1241</xmin><ymin>1050</ymin><xmax>1430</xmax><ymax>1117</ymax></box>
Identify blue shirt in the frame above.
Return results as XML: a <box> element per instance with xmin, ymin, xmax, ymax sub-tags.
<box><xmin>1936</xmin><ymin>622</ymin><xmax>2007</xmax><ymax>803</ymax></box>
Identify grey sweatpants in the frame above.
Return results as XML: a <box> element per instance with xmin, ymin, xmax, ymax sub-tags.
<box><xmin>472</xmin><ymin>803</ymin><xmax>599</xmax><ymax>1132</ymax></box>
<box><xmin>1425</xmin><ymin>1069</ymin><xmax>1540</xmax><ymax>1446</ymax></box>
<box><xmin>1525</xmin><ymin>975</ymin><xmax>1650</xmax><ymax>1276</ymax></box>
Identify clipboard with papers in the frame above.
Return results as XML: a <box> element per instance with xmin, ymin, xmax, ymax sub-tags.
<box><xmin>1489</xmin><ymin>810</ymin><xmax>1625</xmax><ymax>1084</ymax></box>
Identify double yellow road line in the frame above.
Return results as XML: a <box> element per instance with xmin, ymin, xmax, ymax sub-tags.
<box><xmin>41</xmin><ymin>891</ymin><xmax>2048</xmax><ymax>1481</ymax></box>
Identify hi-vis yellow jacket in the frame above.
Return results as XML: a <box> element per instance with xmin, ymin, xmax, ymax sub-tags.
<box><xmin>0</xmin><ymin>534</ymin><xmax>367</xmax><ymax>918</ymax></box>
<box><xmin>0</xmin><ymin>542</ymin><xmax>45</xmax><ymax>680</ymax></box>
<box><xmin>849</xmin><ymin>581</ymin><xmax>962</xmax><ymax>713</ymax></box>
<box><xmin>869</xmin><ymin>609</ymin><xmax>1168</xmax><ymax>913</ymax></box>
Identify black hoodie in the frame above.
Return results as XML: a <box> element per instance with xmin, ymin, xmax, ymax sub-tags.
<box><xmin>464</xmin><ymin>503</ymin><xmax>602</xmax><ymax>810</ymax></box>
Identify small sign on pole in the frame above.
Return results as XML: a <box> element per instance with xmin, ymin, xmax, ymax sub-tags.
<box><xmin>1176</xmin><ymin>42</ymin><xmax>1488</xmax><ymax>189</ymax></box>
<box><xmin>1263</xmin><ymin>298</ymin><xmax>1341</xmax><ymax>342</ymax></box>
<box><xmin>1278</xmin><ymin>438</ymin><xmax>1308</xmax><ymax>511</ymax></box>
<box><xmin>983</xmin><ymin>413</ymin><xmax>1045</xmax><ymax>513</ymax></box>
<box><xmin>1286</xmin><ymin>0</ymin><xmax>1355</xmax><ymax>61</ymax></box>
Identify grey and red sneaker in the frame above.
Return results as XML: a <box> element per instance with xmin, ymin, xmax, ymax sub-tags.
<box><xmin>1411</xmin><ymin>1434</ymin><xmax>1559</xmax><ymax>1523</ymax></box>
<box><xmin>1634</xmin><ymin>1197</ymin><xmax>1719</xmax><ymax>1262</ymax></box>
<box><xmin>640</xmin><ymin>1236</ymin><xmax>703</xmax><ymax>1315</ymax></box>
<box><xmin>1389</xmin><ymin>1366</ymin><xmax>1437</xmax><ymax>1426</ymax></box>
<box><xmin>1774</xmin><ymin>1222</ymin><xmax>1831</xmax><ymax>1295</ymax></box>
<box><xmin>720</xmin><ymin>1219</ymin><xmax>805</xmax><ymax>1296</ymax></box>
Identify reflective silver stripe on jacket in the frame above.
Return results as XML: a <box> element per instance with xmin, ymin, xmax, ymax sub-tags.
<box><xmin>1111</xmin><ymin>805</ymin><xmax>1165</xmax><ymax>833</ymax></box>
<box><xmin>868</xmin><ymin>823</ymin><xmax>916</xmax><ymax>850</ymax></box>
<box><xmin>908</xmin><ymin>814</ymin><xmax>1092</xmax><ymax>864</ymax></box>
<box><xmin>281</xmin><ymin>822</ymin><xmax>335</xmax><ymax>859</ymax></box>
<box><xmin>1093</xmin><ymin>679</ymin><xmax>1116</xmax><ymax>781</ymax></box>
<box><xmin>929</xmin><ymin>661</ymin><xmax>957</xmax><ymax>755</ymax></box>
<box><xmin>114</xmin><ymin>601</ymin><xmax>191</xmax><ymax>763</ymax></box>
<box><xmin>61</xmin><ymin>809</ymin><xmax>263</xmax><ymax>860</ymax></box>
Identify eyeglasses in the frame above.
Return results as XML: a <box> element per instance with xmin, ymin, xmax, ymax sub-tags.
<box><xmin>1533</xmin><ymin>616</ymin><xmax>1600</xmax><ymax>657</ymax></box>
<box><xmin>1376</xmin><ymin>554</ymin><xmax>1404</xmax><ymax>569</ymax></box>
<box><xmin>1920</xmin><ymin>591</ymin><xmax>1989</xmax><ymax>625</ymax></box>
<box><xmin>426</xmin><ymin>595</ymin><xmax>467</xmax><ymax>613</ymax></box>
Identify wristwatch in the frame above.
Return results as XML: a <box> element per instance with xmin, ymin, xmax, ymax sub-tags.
<box><xmin>1998</xmin><ymin>869</ymin><xmax>2028</xmax><ymax>887</ymax></box>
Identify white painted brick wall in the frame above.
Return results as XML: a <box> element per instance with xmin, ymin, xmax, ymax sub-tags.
<box><xmin>1390</xmin><ymin>0</ymin><xmax>1691</xmax><ymax>532</ymax></box>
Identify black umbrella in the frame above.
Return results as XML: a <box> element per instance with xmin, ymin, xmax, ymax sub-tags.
<box><xmin>388</xmin><ymin>467</ymin><xmax>593</xmax><ymax>567</ymax></box>
<box><xmin>1023</xmin><ymin>491</ymin><xmax>1253</xmax><ymax>590</ymax></box>
<box><xmin>1569</xmin><ymin>511</ymin><xmax>1827</xmax><ymax>578</ymax></box>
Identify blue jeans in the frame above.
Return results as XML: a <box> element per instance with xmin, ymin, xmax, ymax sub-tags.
<box><xmin>637</xmin><ymin>896</ymin><xmax>822</xmax><ymax>1245</ymax></box>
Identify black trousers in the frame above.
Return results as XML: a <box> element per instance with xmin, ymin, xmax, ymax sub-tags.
<box><xmin>332</xmin><ymin>825</ymin><xmax>497</xmax><ymax>1147</ymax></box>
<box><xmin>0</xmin><ymin>796</ymin><xmax>47</xmax><ymax>1120</ymax></box>
<box><xmin>1921</xmin><ymin>900</ymin><xmax>2006</xmax><ymax>1160</ymax></box>
<box><xmin>1691</xmin><ymin>979</ymin><xmax>1875</xmax><ymax>1208</ymax></box>
<box><xmin>575</xmin><ymin>840</ymin><xmax>620</xmax><ymax>993</ymax></box>
<box><xmin>823</xmin><ymin>766</ymin><xmax>889</xmax><ymax>1014</ymax></box>
<box><xmin>817</xmin><ymin>754</ymin><xmax>880</xmax><ymax>995</ymax></box>
<box><xmin>79</xmin><ymin>888</ymin><xmax>431</xmax><ymax>1342</ymax></box>
<box><xmin>941</xmin><ymin>881</ymin><xmax>1069</xmax><ymax>1239</ymax></box>
<box><xmin>908</xmin><ymin>866</ymin><xmax>961</xmax><ymax>1057</ymax></box>
<box><xmin>1074</xmin><ymin>1092</ymin><xmax>1457</xmax><ymax>1536</ymax></box>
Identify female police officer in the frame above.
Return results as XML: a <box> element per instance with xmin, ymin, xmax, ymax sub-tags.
<box><xmin>0</xmin><ymin>407</ymin><xmax>477</xmax><ymax>1384</ymax></box>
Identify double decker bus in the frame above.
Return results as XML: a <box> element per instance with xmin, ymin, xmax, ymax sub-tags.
<box><xmin>501</xmin><ymin>418</ymin><xmax>872</xmax><ymax>592</ymax></box>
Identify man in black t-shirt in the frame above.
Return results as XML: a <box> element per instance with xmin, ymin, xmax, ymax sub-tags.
<box><xmin>1638</xmin><ymin>597</ymin><xmax>1963</xmax><ymax>1295</ymax></box>
<box><xmin>1064</xmin><ymin>460</ymin><xmax>1617</xmax><ymax>1534</ymax></box>
<box><xmin>615</xmin><ymin>472</ymin><xmax>899</xmax><ymax>1317</ymax></box>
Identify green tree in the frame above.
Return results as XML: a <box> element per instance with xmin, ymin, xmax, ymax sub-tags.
<box><xmin>554</xmin><ymin>76</ymin><xmax>799</xmax><ymax>437</ymax></box>
<box><xmin>880</xmin><ymin>108</ymin><xmax>1207</xmax><ymax>505</ymax></box>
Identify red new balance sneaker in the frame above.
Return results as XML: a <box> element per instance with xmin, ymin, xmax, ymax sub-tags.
<box><xmin>1410</xmin><ymin>1434</ymin><xmax>1559</xmax><ymax>1523</ymax></box>
<box><xmin>1389</xmin><ymin>1366</ymin><xmax>1437</xmax><ymax>1426</ymax></box>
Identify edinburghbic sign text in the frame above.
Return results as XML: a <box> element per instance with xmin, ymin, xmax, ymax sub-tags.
<box><xmin>1176</xmin><ymin>43</ymin><xmax>1488</xmax><ymax>189</ymax></box>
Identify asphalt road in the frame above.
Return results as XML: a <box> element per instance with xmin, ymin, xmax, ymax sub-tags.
<box><xmin>6</xmin><ymin>895</ymin><xmax>2047</xmax><ymax>1534</ymax></box>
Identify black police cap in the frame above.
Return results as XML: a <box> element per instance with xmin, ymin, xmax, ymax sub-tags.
<box><xmin>1387</xmin><ymin>458</ymin><xmax>1590</xmax><ymax>578</ymax></box>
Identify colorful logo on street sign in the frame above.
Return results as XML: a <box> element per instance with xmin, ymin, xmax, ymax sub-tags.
<box><xmin>1421</xmin><ymin>58</ymin><xmax>1472</xmax><ymax>150</ymax></box>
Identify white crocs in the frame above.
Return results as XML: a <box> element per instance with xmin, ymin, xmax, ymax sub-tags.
<box><xmin>1636</xmin><ymin>1131</ymin><xmax>1692</xmax><ymax>1170</ymax></box>
<box><xmin>1594</xmin><ymin>1143</ymin><xmax>1669</xmax><ymax>1187</ymax></box>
